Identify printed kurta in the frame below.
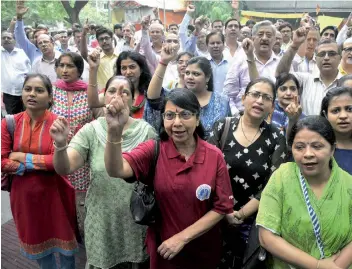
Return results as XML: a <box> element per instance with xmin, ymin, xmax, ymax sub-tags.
<box><xmin>51</xmin><ymin>86</ymin><xmax>93</xmax><ymax>191</ymax></box>
<box><xmin>69</xmin><ymin>118</ymin><xmax>157</xmax><ymax>268</ymax></box>
<box><xmin>1</xmin><ymin>111</ymin><xmax>78</xmax><ymax>259</ymax></box>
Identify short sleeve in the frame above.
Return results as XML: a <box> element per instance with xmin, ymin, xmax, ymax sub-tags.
<box><xmin>256</xmin><ymin>169</ymin><xmax>284</xmax><ymax>235</ymax></box>
<box><xmin>207</xmin><ymin>117</ymin><xmax>227</xmax><ymax>149</ymax></box>
<box><xmin>123</xmin><ymin>139</ymin><xmax>155</xmax><ymax>185</ymax></box>
<box><xmin>212</xmin><ymin>152</ymin><xmax>234</xmax><ymax>215</ymax></box>
<box><xmin>270</xmin><ymin>128</ymin><xmax>288</xmax><ymax>171</ymax></box>
<box><xmin>68</xmin><ymin>123</ymin><xmax>92</xmax><ymax>162</ymax></box>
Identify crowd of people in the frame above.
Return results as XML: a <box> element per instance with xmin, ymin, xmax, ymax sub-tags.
<box><xmin>1</xmin><ymin>1</ymin><xmax>352</xmax><ymax>269</ymax></box>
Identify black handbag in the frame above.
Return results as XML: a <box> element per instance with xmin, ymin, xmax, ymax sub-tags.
<box><xmin>130</xmin><ymin>139</ymin><xmax>160</xmax><ymax>226</ymax></box>
<box><xmin>242</xmin><ymin>221</ymin><xmax>268</xmax><ymax>269</ymax></box>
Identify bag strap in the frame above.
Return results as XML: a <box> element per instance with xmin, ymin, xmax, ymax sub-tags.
<box><xmin>149</xmin><ymin>139</ymin><xmax>160</xmax><ymax>179</ymax></box>
<box><xmin>5</xmin><ymin>114</ymin><xmax>15</xmax><ymax>141</ymax></box>
<box><xmin>220</xmin><ymin>117</ymin><xmax>231</xmax><ymax>151</ymax></box>
<box><xmin>299</xmin><ymin>173</ymin><xmax>325</xmax><ymax>259</ymax></box>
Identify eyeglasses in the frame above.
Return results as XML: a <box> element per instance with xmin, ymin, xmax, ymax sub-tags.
<box><xmin>279</xmin><ymin>86</ymin><xmax>298</xmax><ymax>92</ymax></box>
<box><xmin>315</xmin><ymin>51</ymin><xmax>339</xmax><ymax>57</ymax></box>
<box><xmin>98</xmin><ymin>36</ymin><xmax>111</xmax><ymax>42</ymax></box>
<box><xmin>343</xmin><ymin>47</ymin><xmax>352</xmax><ymax>53</ymax></box>
<box><xmin>162</xmin><ymin>111</ymin><xmax>196</xmax><ymax>121</ymax></box>
<box><xmin>246</xmin><ymin>91</ymin><xmax>274</xmax><ymax>102</ymax></box>
<box><xmin>37</xmin><ymin>40</ymin><xmax>51</xmax><ymax>46</ymax></box>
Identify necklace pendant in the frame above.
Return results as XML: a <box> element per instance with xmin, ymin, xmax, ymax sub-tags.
<box><xmin>243</xmin><ymin>148</ymin><xmax>249</xmax><ymax>153</ymax></box>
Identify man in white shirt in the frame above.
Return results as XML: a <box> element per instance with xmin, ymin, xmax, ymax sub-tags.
<box><xmin>223</xmin><ymin>20</ymin><xmax>279</xmax><ymax>113</ymax></box>
<box><xmin>1</xmin><ymin>31</ymin><xmax>31</xmax><ymax>114</ymax></box>
<box><xmin>278</xmin><ymin>22</ymin><xmax>293</xmax><ymax>52</ymax></box>
<box><xmin>292</xmin><ymin>28</ymin><xmax>320</xmax><ymax>74</ymax></box>
<box><xmin>223</xmin><ymin>18</ymin><xmax>245</xmax><ymax>65</ymax></box>
<box><xmin>276</xmin><ymin>28</ymin><xmax>342</xmax><ymax>115</ymax></box>
<box><xmin>32</xmin><ymin>34</ymin><xmax>61</xmax><ymax>83</ymax></box>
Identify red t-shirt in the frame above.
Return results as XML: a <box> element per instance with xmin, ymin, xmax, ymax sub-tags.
<box><xmin>123</xmin><ymin>137</ymin><xmax>234</xmax><ymax>269</ymax></box>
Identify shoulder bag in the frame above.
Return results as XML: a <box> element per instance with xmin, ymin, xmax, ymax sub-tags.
<box><xmin>1</xmin><ymin>115</ymin><xmax>16</xmax><ymax>192</ymax></box>
<box><xmin>130</xmin><ymin>139</ymin><xmax>160</xmax><ymax>226</ymax></box>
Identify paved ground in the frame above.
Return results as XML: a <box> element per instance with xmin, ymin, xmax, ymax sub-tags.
<box><xmin>1</xmin><ymin>219</ymin><xmax>87</xmax><ymax>269</ymax></box>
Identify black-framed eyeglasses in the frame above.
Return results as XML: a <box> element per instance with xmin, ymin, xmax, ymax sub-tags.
<box><xmin>343</xmin><ymin>47</ymin><xmax>352</xmax><ymax>53</ymax></box>
<box><xmin>246</xmin><ymin>91</ymin><xmax>274</xmax><ymax>102</ymax></box>
<box><xmin>162</xmin><ymin>111</ymin><xmax>196</xmax><ymax>121</ymax></box>
<box><xmin>98</xmin><ymin>36</ymin><xmax>111</xmax><ymax>42</ymax></box>
<box><xmin>315</xmin><ymin>51</ymin><xmax>339</xmax><ymax>58</ymax></box>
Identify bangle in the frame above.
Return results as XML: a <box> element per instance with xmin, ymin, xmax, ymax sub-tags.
<box><xmin>89</xmin><ymin>83</ymin><xmax>97</xmax><ymax>87</ymax></box>
<box><xmin>316</xmin><ymin>260</ymin><xmax>320</xmax><ymax>269</ymax></box>
<box><xmin>159</xmin><ymin>61</ymin><xmax>167</xmax><ymax>67</ymax></box>
<box><xmin>241</xmin><ymin>209</ymin><xmax>247</xmax><ymax>219</ymax></box>
<box><xmin>106</xmin><ymin>138</ymin><xmax>123</xmax><ymax>145</ymax></box>
<box><xmin>155</xmin><ymin>73</ymin><xmax>164</xmax><ymax>80</ymax></box>
<box><xmin>53</xmin><ymin>142</ymin><xmax>68</xmax><ymax>152</ymax></box>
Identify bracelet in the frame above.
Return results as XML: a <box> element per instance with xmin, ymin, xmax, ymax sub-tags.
<box><xmin>316</xmin><ymin>260</ymin><xmax>320</xmax><ymax>269</ymax></box>
<box><xmin>53</xmin><ymin>142</ymin><xmax>68</xmax><ymax>152</ymax></box>
<box><xmin>241</xmin><ymin>209</ymin><xmax>247</xmax><ymax>219</ymax></box>
<box><xmin>159</xmin><ymin>61</ymin><xmax>167</xmax><ymax>67</ymax></box>
<box><xmin>106</xmin><ymin>138</ymin><xmax>123</xmax><ymax>145</ymax></box>
<box><xmin>155</xmin><ymin>73</ymin><xmax>164</xmax><ymax>80</ymax></box>
<box><xmin>88</xmin><ymin>83</ymin><xmax>97</xmax><ymax>87</ymax></box>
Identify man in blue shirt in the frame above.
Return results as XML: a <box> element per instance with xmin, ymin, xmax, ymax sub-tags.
<box><xmin>14</xmin><ymin>0</ymin><xmax>46</xmax><ymax>63</ymax></box>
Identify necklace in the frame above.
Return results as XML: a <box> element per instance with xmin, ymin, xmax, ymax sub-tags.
<box><xmin>240</xmin><ymin>117</ymin><xmax>261</xmax><ymax>153</ymax></box>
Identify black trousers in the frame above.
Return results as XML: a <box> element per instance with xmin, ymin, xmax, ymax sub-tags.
<box><xmin>3</xmin><ymin>93</ymin><xmax>24</xmax><ymax>115</ymax></box>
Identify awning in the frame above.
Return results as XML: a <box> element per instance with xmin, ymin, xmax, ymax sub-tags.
<box><xmin>241</xmin><ymin>10</ymin><xmax>305</xmax><ymax>19</ymax></box>
<box><xmin>317</xmin><ymin>15</ymin><xmax>344</xmax><ymax>31</ymax></box>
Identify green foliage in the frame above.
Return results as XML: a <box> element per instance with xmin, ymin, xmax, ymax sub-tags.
<box><xmin>194</xmin><ymin>0</ymin><xmax>233</xmax><ymax>23</ymax></box>
<box><xmin>1</xmin><ymin>0</ymin><xmax>67</xmax><ymax>29</ymax></box>
<box><xmin>1</xmin><ymin>0</ymin><xmax>109</xmax><ymax>30</ymax></box>
<box><xmin>79</xmin><ymin>2</ymin><xmax>110</xmax><ymax>28</ymax></box>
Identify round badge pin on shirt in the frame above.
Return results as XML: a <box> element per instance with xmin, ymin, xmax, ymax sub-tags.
<box><xmin>196</xmin><ymin>184</ymin><xmax>211</xmax><ymax>201</ymax></box>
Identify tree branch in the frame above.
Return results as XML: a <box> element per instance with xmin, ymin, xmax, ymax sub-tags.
<box><xmin>73</xmin><ymin>0</ymin><xmax>88</xmax><ymax>11</ymax></box>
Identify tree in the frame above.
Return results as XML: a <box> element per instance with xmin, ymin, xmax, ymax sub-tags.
<box><xmin>60</xmin><ymin>0</ymin><xmax>89</xmax><ymax>25</ymax></box>
<box><xmin>194</xmin><ymin>1</ymin><xmax>233</xmax><ymax>23</ymax></box>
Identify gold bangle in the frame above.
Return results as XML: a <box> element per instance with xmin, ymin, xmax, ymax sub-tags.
<box><xmin>89</xmin><ymin>83</ymin><xmax>97</xmax><ymax>87</ymax></box>
<box><xmin>106</xmin><ymin>138</ymin><xmax>123</xmax><ymax>145</ymax></box>
<box><xmin>316</xmin><ymin>260</ymin><xmax>320</xmax><ymax>269</ymax></box>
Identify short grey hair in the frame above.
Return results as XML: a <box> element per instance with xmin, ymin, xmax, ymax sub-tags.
<box><xmin>122</xmin><ymin>22</ymin><xmax>135</xmax><ymax>34</ymax></box>
<box><xmin>252</xmin><ymin>20</ymin><xmax>276</xmax><ymax>37</ymax></box>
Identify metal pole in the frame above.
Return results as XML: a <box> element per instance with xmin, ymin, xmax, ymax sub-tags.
<box><xmin>163</xmin><ymin>0</ymin><xmax>166</xmax><ymax>25</ymax></box>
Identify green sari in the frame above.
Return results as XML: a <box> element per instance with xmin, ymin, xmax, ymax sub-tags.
<box><xmin>69</xmin><ymin>117</ymin><xmax>157</xmax><ymax>268</ymax></box>
<box><xmin>256</xmin><ymin>160</ymin><xmax>352</xmax><ymax>269</ymax></box>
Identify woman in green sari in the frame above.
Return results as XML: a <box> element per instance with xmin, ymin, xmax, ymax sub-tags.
<box><xmin>256</xmin><ymin>116</ymin><xmax>352</xmax><ymax>269</ymax></box>
<box><xmin>49</xmin><ymin>75</ymin><xmax>157</xmax><ymax>269</ymax></box>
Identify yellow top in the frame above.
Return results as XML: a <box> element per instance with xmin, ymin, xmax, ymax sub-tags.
<box><xmin>97</xmin><ymin>51</ymin><xmax>119</xmax><ymax>90</ymax></box>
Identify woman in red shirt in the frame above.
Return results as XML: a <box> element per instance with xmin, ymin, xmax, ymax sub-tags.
<box><xmin>103</xmin><ymin>89</ymin><xmax>234</xmax><ymax>269</ymax></box>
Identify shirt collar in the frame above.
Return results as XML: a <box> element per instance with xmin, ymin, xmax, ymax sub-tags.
<box><xmin>1</xmin><ymin>47</ymin><xmax>20</xmax><ymax>53</ymax></box>
<box><xmin>100</xmin><ymin>50</ymin><xmax>119</xmax><ymax>58</ymax></box>
<box><xmin>207</xmin><ymin>54</ymin><xmax>228</xmax><ymax>65</ymax></box>
<box><xmin>313</xmin><ymin>71</ymin><xmax>342</xmax><ymax>83</ymax></box>
<box><xmin>254</xmin><ymin>51</ymin><xmax>278</xmax><ymax>64</ymax></box>
<box><xmin>166</xmin><ymin>135</ymin><xmax>205</xmax><ymax>164</ymax></box>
